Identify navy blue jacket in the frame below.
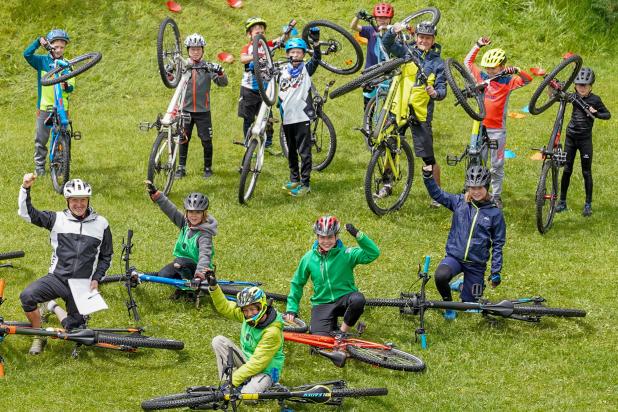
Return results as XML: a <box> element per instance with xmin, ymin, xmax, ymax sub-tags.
<box><xmin>424</xmin><ymin>177</ymin><xmax>505</xmax><ymax>274</ymax></box>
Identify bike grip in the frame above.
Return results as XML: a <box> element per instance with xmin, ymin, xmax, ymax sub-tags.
<box><xmin>285</xmin><ymin>19</ymin><xmax>297</xmax><ymax>33</ymax></box>
<box><xmin>423</xmin><ymin>256</ymin><xmax>431</xmax><ymax>273</ymax></box>
<box><xmin>0</xmin><ymin>279</ymin><xmax>5</xmax><ymax>300</ymax></box>
<box><xmin>420</xmin><ymin>334</ymin><xmax>427</xmax><ymax>350</ymax></box>
<box><xmin>126</xmin><ymin>229</ymin><xmax>133</xmax><ymax>245</ymax></box>
<box><xmin>0</xmin><ymin>362</ymin><xmax>4</xmax><ymax>378</ymax></box>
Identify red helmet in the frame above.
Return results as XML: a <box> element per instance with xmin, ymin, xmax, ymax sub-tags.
<box><xmin>372</xmin><ymin>3</ymin><xmax>394</xmax><ymax>18</ymax></box>
<box><xmin>313</xmin><ymin>215</ymin><xmax>341</xmax><ymax>236</ymax></box>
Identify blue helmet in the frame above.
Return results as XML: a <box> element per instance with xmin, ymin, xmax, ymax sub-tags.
<box><xmin>285</xmin><ymin>38</ymin><xmax>308</xmax><ymax>52</ymax></box>
<box><xmin>46</xmin><ymin>29</ymin><xmax>70</xmax><ymax>43</ymax></box>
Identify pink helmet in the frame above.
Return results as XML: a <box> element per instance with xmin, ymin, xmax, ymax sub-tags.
<box><xmin>313</xmin><ymin>215</ymin><xmax>341</xmax><ymax>236</ymax></box>
<box><xmin>373</xmin><ymin>3</ymin><xmax>394</xmax><ymax>18</ymax></box>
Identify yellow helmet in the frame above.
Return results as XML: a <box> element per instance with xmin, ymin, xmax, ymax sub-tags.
<box><xmin>480</xmin><ymin>48</ymin><xmax>507</xmax><ymax>68</ymax></box>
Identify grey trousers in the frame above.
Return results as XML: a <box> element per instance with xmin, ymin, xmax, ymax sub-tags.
<box><xmin>34</xmin><ymin>110</ymin><xmax>53</xmax><ymax>168</ymax></box>
<box><xmin>211</xmin><ymin>335</ymin><xmax>273</xmax><ymax>393</ymax></box>
<box><xmin>483</xmin><ymin>128</ymin><xmax>507</xmax><ymax>197</ymax></box>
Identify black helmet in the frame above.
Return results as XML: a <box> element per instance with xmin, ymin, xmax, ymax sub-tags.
<box><xmin>184</xmin><ymin>192</ymin><xmax>209</xmax><ymax>211</ymax></box>
<box><xmin>574</xmin><ymin>67</ymin><xmax>595</xmax><ymax>85</ymax></box>
<box><xmin>465</xmin><ymin>166</ymin><xmax>491</xmax><ymax>188</ymax></box>
<box><xmin>415</xmin><ymin>21</ymin><xmax>437</xmax><ymax>36</ymax></box>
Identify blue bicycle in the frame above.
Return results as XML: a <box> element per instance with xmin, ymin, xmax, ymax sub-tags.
<box><xmin>40</xmin><ymin>47</ymin><xmax>101</xmax><ymax>193</ymax></box>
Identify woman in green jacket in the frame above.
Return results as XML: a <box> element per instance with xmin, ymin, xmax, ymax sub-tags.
<box><xmin>284</xmin><ymin>216</ymin><xmax>380</xmax><ymax>336</ymax></box>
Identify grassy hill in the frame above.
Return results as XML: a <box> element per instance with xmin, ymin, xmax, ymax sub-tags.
<box><xmin>0</xmin><ymin>0</ymin><xmax>616</xmax><ymax>410</ymax></box>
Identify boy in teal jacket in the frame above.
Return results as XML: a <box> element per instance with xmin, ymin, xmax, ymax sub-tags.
<box><xmin>284</xmin><ymin>216</ymin><xmax>380</xmax><ymax>336</ymax></box>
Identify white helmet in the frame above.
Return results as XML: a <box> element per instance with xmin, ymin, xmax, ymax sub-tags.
<box><xmin>63</xmin><ymin>179</ymin><xmax>92</xmax><ymax>199</ymax></box>
<box><xmin>184</xmin><ymin>33</ymin><xmax>205</xmax><ymax>48</ymax></box>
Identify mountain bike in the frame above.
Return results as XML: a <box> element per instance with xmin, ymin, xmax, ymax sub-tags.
<box><xmin>39</xmin><ymin>45</ymin><xmax>102</xmax><ymax>193</ymax></box>
<box><xmin>0</xmin><ymin>251</ymin><xmax>25</xmax><ymax>269</ymax></box>
<box><xmin>528</xmin><ymin>54</ymin><xmax>585</xmax><ymax>234</ymax></box>
<box><xmin>364</xmin><ymin>256</ymin><xmax>587</xmax><ymax>348</ymax></box>
<box><xmin>141</xmin><ymin>17</ymin><xmax>223</xmax><ymax>195</ymax></box>
<box><xmin>0</xmin><ymin>279</ymin><xmax>183</xmax><ymax>377</ymax></box>
<box><xmin>141</xmin><ymin>347</ymin><xmax>387</xmax><ymax>410</ymax></box>
<box><xmin>239</xmin><ymin>20</ymin><xmax>361</xmax><ymax>204</ymax></box>
<box><xmin>329</xmin><ymin>8</ymin><xmax>441</xmax><ymax>215</ymax></box>
<box><xmin>279</xmin><ymin>80</ymin><xmax>337</xmax><ymax>171</ymax></box>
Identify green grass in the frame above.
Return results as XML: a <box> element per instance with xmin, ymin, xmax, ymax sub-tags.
<box><xmin>0</xmin><ymin>0</ymin><xmax>617</xmax><ymax>411</ymax></box>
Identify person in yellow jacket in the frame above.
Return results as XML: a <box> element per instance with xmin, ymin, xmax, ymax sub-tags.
<box><xmin>206</xmin><ymin>271</ymin><xmax>285</xmax><ymax>393</ymax></box>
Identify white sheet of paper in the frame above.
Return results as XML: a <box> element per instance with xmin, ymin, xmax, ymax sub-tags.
<box><xmin>67</xmin><ymin>278</ymin><xmax>108</xmax><ymax>315</ymax></box>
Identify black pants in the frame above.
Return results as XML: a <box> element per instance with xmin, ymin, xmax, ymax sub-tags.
<box><xmin>310</xmin><ymin>292</ymin><xmax>365</xmax><ymax>336</ymax></box>
<box><xmin>561</xmin><ymin>135</ymin><xmax>593</xmax><ymax>203</ymax></box>
<box><xmin>20</xmin><ymin>274</ymin><xmax>86</xmax><ymax>329</ymax></box>
<box><xmin>158</xmin><ymin>257</ymin><xmax>196</xmax><ymax>280</ymax></box>
<box><xmin>282</xmin><ymin>121</ymin><xmax>312</xmax><ymax>186</ymax></box>
<box><xmin>180</xmin><ymin>111</ymin><xmax>213</xmax><ymax>170</ymax></box>
<box><xmin>238</xmin><ymin>87</ymin><xmax>273</xmax><ymax>146</ymax></box>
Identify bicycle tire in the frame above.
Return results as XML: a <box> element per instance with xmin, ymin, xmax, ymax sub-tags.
<box><xmin>283</xmin><ymin>318</ymin><xmax>308</xmax><ymax>333</ymax></box>
<box><xmin>330</xmin><ymin>387</ymin><xmax>388</xmax><ymax>398</ymax></box>
<box><xmin>95</xmin><ymin>332</ymin><xmax>184</xmax><ymax>350</ymax></box>
<box><xmin>302</xmin><ymin>20</ymin><xmax>363</xmax><ymax>75</ymax></box>
<box><xmin>50</xmin><ymin>132</ymin><xmax>71</xmax><ymax>194</ymax></box>
<box><xmin>147</xmin><ymin>131</ymin><xmax>177</xmax><ymax>196</ymax></box>
<box><xmin>512</xmin><ymin>305</ymin><xmax>586</xmax><ymax>318</ymax></box>
<box><xmin>98</xmin><ymin>274</ymin><xmax>126</xmax><ymax>284</ymax></box>
<box><xmin>280</xmin><ymin>111</ymin><xmax>337</xmax><ymax>171</ymax></box>
<box><xmin>0</xmin><ymin>251</ymin><xmax>25</xmax><ymax>261</ymax></box>
<box><xmin>365</xmin><ymin>298</ymin><xmax>414</xmax><ymax>308</ymax></box>
<box><xmin>252</xmin><ymin>34</ymin><xmax>277</xmax><ymax>107</ymax></box>
<box><xmin>142</xmin><ymin>392</ymin><xmax>220</xmax><ymax>410</ymax></box>
<box><xmin>362</xmin><ymin>89</ymin><xmax>389</xmax><ymax>146</ymax></box>
<box><xmin>238</xmin><ymin>139</ymin><xmax>261</xmax><ymax>204</ymax></box>
<box><xmin>347</xmin><ymin>345</ymin><xmax>425</xmax><ymax>372</ymax></box>
<box><xmin>444</xmin><ymin>58</ymin><xmax>485</xmax><ymax>121</ymax></box>
<box><xmin>364</xmin><ymin>138</ymin><xmax>414</xmax><ymax>216</ymax></box>
<box><xmin>40</xmin><ymin>52</ymin><xmax>102</xmax><ymax>86</ymax></box>
<box><xmin>401</xmin><ymin>7</ymin><xmax>441</xmax><ymax>27</ymax></box>
<box><xmin>529</xmin><ymin>54</ymin><xmax>582</xmax><ymax>115</ymax></box>
<box><xmin>218</xmin><ymin>284</ymin><xmax>288</xmax><ymax>303</ymax></box>
<box><xmin>329</xmin><ymin>57</ymin><xmax>407</xmax><ymax>99</ymax></box>
<box><xmin>157</xmin><ymin>17</ymin><xmax>182</xmax><ymax>89</ymax></box>
<box><xmin>535</xmin><ymin>161</ymin><xmax>558</xmax><ymax>234</ymax></box>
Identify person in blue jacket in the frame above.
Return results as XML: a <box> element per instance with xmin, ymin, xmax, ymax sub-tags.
<box><xmin>423</xmin><ymin>165</ymin><xmax>506</xmax><ymax>319</ymax></box>
<box><xmin>23</xmin><ymin>29</ymin><xmax>75</xmax><ymax>176</ymax></box>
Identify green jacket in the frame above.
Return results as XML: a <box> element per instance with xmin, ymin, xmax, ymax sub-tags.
<box><xmin>286</xmin><ymin>232</ymin><xmax>380</xmax><ymax>315</ymax></box>
<box><xmin>210</xmin><ymin>286</ymin><xmax>285</xmax><ymax>386</ymax></box>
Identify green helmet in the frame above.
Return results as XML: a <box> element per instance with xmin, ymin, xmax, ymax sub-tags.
<box><xmin>237</xmin><ymin>286</ymin><xmax>268</xmax><ymax>326</ymax></box>
<box><xmin>245</xmin><ymin>17</ymin><xmax>267</xmax><ymax>32</ymax></box>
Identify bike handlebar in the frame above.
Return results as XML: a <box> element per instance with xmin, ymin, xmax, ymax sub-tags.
<box><xmin>422</xmin><ymin>256</ymin><xmax>430</xmax><ymax>273</ymax></box>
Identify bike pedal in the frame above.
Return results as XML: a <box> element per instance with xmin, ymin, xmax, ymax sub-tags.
<box><xmin>72</xmin><ymin>131</ymin><xmax>82</xmax><ymax>140</ymax></box>
<box><xmin>139</xmin><ymin>122</ymin><xmax>152</xmax><ymax>131</ymax></box>
<box><xmin>232</xmin><ymin>141</ymin><xmax>246</xmax><ymax>147</ymax></box>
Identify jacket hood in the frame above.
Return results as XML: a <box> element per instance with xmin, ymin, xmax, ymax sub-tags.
<box><xmin>63</xmin><ymin>207</ymin><xmax>97</xmax><ymax>222</ymax></box>
<box><xmin>189</xmin><ymin>215</ymin><xmax>218</xmax><ymax>236</ymax></box>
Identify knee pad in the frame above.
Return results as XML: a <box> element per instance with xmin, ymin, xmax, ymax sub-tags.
<box><xmin>423</xmin><ymin>156</ymin><xmax>436</xmax><ymax>166</ymax></box>
<box><xmin>434</xmin><ymin>264</ymin><xmax>454</xmax><ymax>284</ymax></box>
<box><xmin>350</xmin><ymin>292</ymin><xmax>366</xmax><ymax>307</ymax></box>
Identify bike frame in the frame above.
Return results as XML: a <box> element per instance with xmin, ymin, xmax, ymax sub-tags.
<box><xmin>48</xmin><ymin>60</ymin><xmax>75</xmax><ymax>171</ymax></box>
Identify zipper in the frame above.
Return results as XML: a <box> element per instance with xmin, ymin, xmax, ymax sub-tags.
<box><xmin>463</xmin><ymin>203</ymin><xmax>479</xmax><ymax>261</ymax></box>
<box><xmin>73</xmin><ymin>220</ymin><xmax>83</xmax><ymax>275</ymax></box>
<box><xmin>320</xmin><ymin>252</ymin><xmax>335</xmax><ymax>302</ymax></box>
<box><xmin>192</xmin><ymin>69</ymin><xmax>197</xmax><ymax>112</ymax></box>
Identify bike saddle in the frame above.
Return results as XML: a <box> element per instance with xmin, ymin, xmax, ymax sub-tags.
<box><xmin>315</xmin><ymin>349</ymin><xmax>347</xmax><ymax>368</ymax></box>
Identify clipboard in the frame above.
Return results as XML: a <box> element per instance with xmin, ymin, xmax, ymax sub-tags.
<box><xmin>67</xmin><ymin>278</ymin><xmax>108</xmax><ymax>315</ymax></box>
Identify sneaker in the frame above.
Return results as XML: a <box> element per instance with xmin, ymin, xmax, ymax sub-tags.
<box><xmin>555</xmin><ymin>200</ymin><xmax>567</xmax><ymax>213</ymax></box>
<box><xmin>265</xmin><ymin>146</ymin><xmax>282</xmax><ymax>156</ymax></box>
<box><xmin>492</xmin><ymin>195</ymin><xmax>503</xmax><ymax>209</ymax></box>
<box><xmin>290</xmin><ymin>185</ymin><xmax>310</xmax><ymax>197</ymax></box>
<box><xmin>450</xmin><ymin>278</ymin><xmax>464</xmax><ymax>292</ymax></box>
<box><xmin>29</xmin><ymin>337</ymin><xmax>47</xmax><ymax>355</ymax></box>
<box><xmin>35</xmin><ymin>167</ymin><xmax>46</xmax><ymax>177</ymax></box>
<box><xmin>174</xmin><ymin>166</ymin><xmax>186</xmax><ymax>179</ymax></box>
<box><xmin>430</xmin><ymin>199</ymin><xmax>442</xmax><ymax>208</ymax></box>
<box><xmin>376</xmin><ymin>183</ymin><xmax>392</xmax><ymax>199</ymax></box>
<box><xmin>203</xmin><ymin>168</ymin><xmax>213</xmax><ymax>178</ymax></box>
<box><xmin>582</xmin><ymin>203</ymin><xmax>592</xmax><ymax>217</ymax></box>
<box><xmin>282</xmin><ymin>181</ymin><xmax>301</xmax><ymax>191</ymax></box>
<box><xmin>443</xmin><ymin>309</ymin><xmax>457</xmax><ymax>321</ymax></box>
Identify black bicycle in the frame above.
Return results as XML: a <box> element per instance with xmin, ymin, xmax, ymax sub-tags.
<box><xmin>0</xmin><ymin>251</ymin><xmax>24</xmax><ymax>269</ymax></box>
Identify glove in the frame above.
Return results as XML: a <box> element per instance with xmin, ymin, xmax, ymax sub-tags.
<box><xmin>422</xmin><ymin>165</ymin><xmax>433</xmax><ymax>178</ymax></box>
<box><xmin>345</xmin><ymin>223</ymin><xmax>359</xmax><ymax>238</ymax></box>
<box><xmin>211</xmin><ymin>63</ymin><xmax>224</xmax><ymax>75</ymax></box>
<box><xmin>476</xmin><ymin>36</ymin><xmax>491</xmax><ymax>48</ymax></box>
<box><xmin>308</xmin><ymin>26</ymin><xmax>320</xmax><ymax>44</ymax></box>
<box><xmin>144</xmin><ymin>180</ymin><xmax>158</xmax><ymax>195</ymax></box>
<box><xmin>504</xmin><ymin>66</ymin><xmax>520</xmax><ymax>75</ymax></box>
<box><xmin>204</xmin><ymin>269</ymin><xmax>217</xmax><ymax>287</ymax></box>
<box><xmin>488</xmin><ymin>273</ymin><xmax>501</xmax><ymax>288</ymax></box>
<box><xmin>356</xmin><ymin>10</ymin><xmax>369</xmax><ymax>20</ymax></box>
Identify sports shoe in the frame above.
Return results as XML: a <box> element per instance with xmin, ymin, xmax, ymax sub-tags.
<box><xmin>29</xmin><ymin>337</ymin><xmax>47</xmax><ymax>355</ymax></box>
<box><xmin>582</xmin><ymin>202</ymin><xmax>592</xmax><ymax>217</ymax></box>
<box><xmin>450</xmin><ymin>278</ymin><xmax>464</xmax><ymax>292</ymax></box>
<box><xmin>203</xmin><ymin>168</ymin><xmax>213</xmax><ymax>178</ymax></box>
<box><xmin>35</xmin><ymin>167</ymin><xmax>46</xmax><ymax>177</ymax></box>
<box><xmin>282</xmin><ymin>181</ymin><xmax>301</xmax><ymax>191</ymax></box>
<box><xmin>555</xmin><ymin>200</ymin><xmax>567</xmax><ymax>213</ymax></box>
<box><xmin>290</xmin><ymin>185</ymin><xmax>310</xmax><ymax>197</ymax></box>
<box><xmin>430</xmin><ymin>199</ymin><xmax>442</xmax><ymax>208</ymax></box>
<box><xmin>443</xmin><ymin>309</ymin><xmax>457</xmax><ymax>320</ymax></box>
<box><xmin>174</xmin><ymin>166</ymin><xmax>186</xmax><ymax>179</ymax></box>
<box><xmin>376</xmin><ymin>183</ymin><xmax>392</xmax><ymax>199</ymax></box>
<box><xmin>265</xmin><ymin>146</ymin><xmax>282</xmax><ymax>156</ymax></box>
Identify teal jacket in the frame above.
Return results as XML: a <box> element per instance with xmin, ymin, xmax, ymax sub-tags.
<box><xmin>286</xmin><ymin>232</ymin><xmax>380</xmax><ymax>315</ymax></box>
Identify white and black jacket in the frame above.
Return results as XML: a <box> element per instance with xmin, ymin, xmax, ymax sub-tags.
<box><xmin>18</xmin><ymin>187</ymin><xmax>113</xmax><ymax>282</ymax></box>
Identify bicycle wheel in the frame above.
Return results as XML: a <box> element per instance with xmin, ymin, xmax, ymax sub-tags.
<box><xmin>362</xmin><ymin>89</ymin><xmax>389</xmax><ymax>145</ymax></box>
<box><xmin>142</xmin><ymin>392</ymin><xmax>220</xmax><ymax>410</ymax></box>
<box><xmin>0</xmin><ymin>251</ymin><xmax>25</xmax><ymax>261</ymax></box>
<box><xmin>529</xmin><ymin>54</ymin><xmax>582</xmax><ymax>115</ymax></box>
<box><xmin>280</xmin><ymin>112</ymin><xmax>337</xmax><ymax>171</ymax></box>
<box><xmin>283</xmin><ymin>318</ymin><xmax>308</xmax><ymax>333</ymax></box>
<box><xmin>364</xmin><ymin>137</ymin><xmax>414</xmax><ymax>216</ymax></box>
<box><xmin>252</xmin><ymin>34</ymin><xmax>277</xmax><ymax>107</ymax></box>
<box><xmin>401</xmin><ymin>7</ymin><xmax>441</xmax><ymax>27</ymax></box>
<box><xmin>535</xmin><ymin>161</ymin><xmax>558</xmax><ymax>234</ymax></box>
<box><xmin>347</xmin><ymin>345</ymin><xmax>425</xmax><ymax>372</ymax></box>
<box><xmin>329</xmin><ymin>57</ymin><xmax>406</xmax><ymax>99</ymax></box>
<box><xmin>50</xmin><ymin>132</ymin><xmax>71</xmax><ymax>194</ymax></box>
<box><xmin>365</xmin><ymin>298</ymin><xmax>414</xmax><ymax>308</ymax></box>
<box><xmin>40</xmin><ymin>52</ymin><xmax>102</xmax><ymax>86</ymax></box>
<box><xmin>444</xmin><ymin>58</ymin><xmax>485</xmax><ymax>121</ymax></box>
<box><xmin>512</xmin><ymin>305</ymin><xmax>586</xmax><ymax>318</ymax></box>
<box><xmin>238</xmin><ymin>139</ymin><xmax>261</xmax><ymax>204</ymax></box>
<box><xmin>218</xmin><ymin>284</ymin><xmax>288</xmax><ymax>303</ymax></box>
<box><xmin>98</xmin><ymin>274</ymin><xmax>126</xmax><ymax>284</ymax></box>
<box><xmin>95</xmin><ymin>332</ymin><xmax>184</xmax><ymax>350</ymax></box>
<box><xmin>302</xmin><ymin>20</ymin><xmax>363</xmax><ymax>75</ymax></box>
<box><xmin>147</xmin><ymin>132</ymin><xmax>177</xmax><ymax>196</ymax></box>
<box><xmin>330</xmin><ymin>387</ymin><xmax>388</xmax><ymax>398</ymax></box>
<box><xmin>157</xmin><ymin>17</ymin><xmax>182</xmax><ymax>89</ymax></box>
